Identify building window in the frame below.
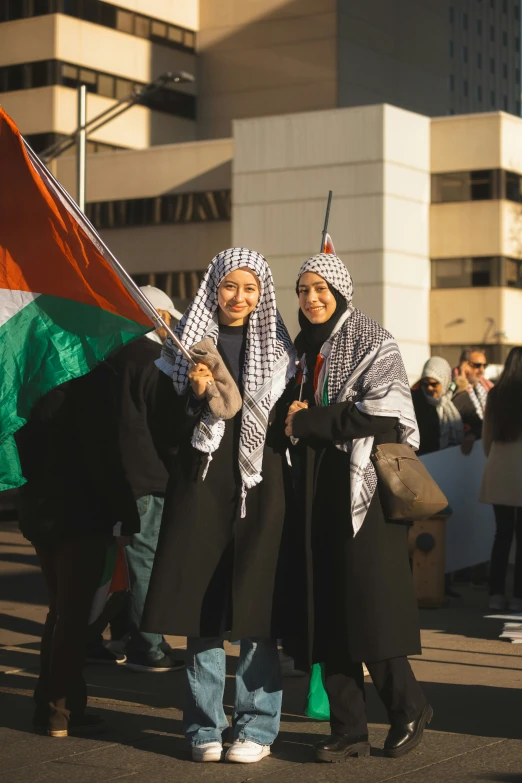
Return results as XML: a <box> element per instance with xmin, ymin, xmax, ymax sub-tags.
<box><xmin>477</xmin><ymin>52</ymin><xmax>483</xmax><ymax>68</ymax></box>
<box><xmin>503</xmin><ymin>0</ymin><xmax>508</xmax><ymax>10</ymax></box>
<box><xmin>517</xmin><ymin>69</ymin><xmax>521</xmax><ymax>84</ymax></box>
<box><xmin>503</xmin><ymin>94</ymin><xmax>508</xmax><ymax>110</ymax></box>
<box><xmin>490</xmin><ymin>90</ymin><xmax>496</xmax><ymax>106</ymax></box>
<box><xmin>490</xmin><ymin>25</ymin><xmax>495</xmax><ymax>41</ymax></box>
<box><xmin>503</xmin><ymin>62</ymin><xmax>508</xmax><ymax>78</ymax></box>
<box><xmin>0</xmin><ymin>58</ymin><xmax>197</xmax><ymax>120</ymax></box>
<box><xmin>477</xmin><ymin>18</ymin><xmax>483</xmax><ymax>33</ymax></box>
<box><xmin>504</xmin><ymin>171</ymin><xmax>522</xmax><ymax>201</ymax></box>
<box><xmin>516</xmin><ymin>38</ymin><xmax>521</xmax><ymax>52</ymax></box>
<box><xmin>476</xmin><ymin>85</ymin><xmax>483</xmax><ymax>101</ymax></box>
<box><xmin>490</xmin><ymin>57</ymin><xmax>495</xmax><ymax>74</ymax></box>
<box><xmin>516</xmin><ymin>6</ymin><xmax>520</xmax><ymax>21</ymax></box>
<box><xmin>463</xmin><ymin>45</ymin><xmax>468</xmax><ymax>62</ymax></box>
<box><xmin>449</xmin><ymin>6</ymin><xmax>454</xmax><ymax>22</ymax></box>
<box><xmin>505</xmin><ymin>259</ymin><xmax>522</xmax><ymax>287</ymax></box>
<box><xmin>431</xmin><ymin>257</ymin><xmax>501</xmax><ymax>289</ymax></box>
<box><xmin>0</xmin><ymin>0</ymin><xmax>196</xmax><ymax>54</ymax></box>
<box><xmin>462</xmin><ymin>11</ymin><xmax>468</xmax><ymax>28</ymax></box>
<box><xmin>85</xmin><ymin>190</ymin><xmax>232</xmax><ymax>231</ymax></box>
<box><xmin>449</xmin><ymin>74</ymin><xmax>455</xmax><ymax>91</ymax></box>
<box><xmin>503</xmin><ymin>30</ymin><xmax>508</xmax><ymax>45</ymax></box>
<box><xmin>449</xmin><ymin>40</ymin><xmax>454</xmax><ymax>57</ymax></box>
<box><xmin>463</xmin><ymin>79</ymin><xmax>469</xmax><ymax>96</ymax></box>
<box><xmin>431</xmin><ymin>169</ymin><xmax>501</xmax><ymax>202</ymax></box>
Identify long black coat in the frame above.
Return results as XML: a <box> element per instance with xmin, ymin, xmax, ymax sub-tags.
<box><xmin>290</xmin><ymin>400</ymin><xmax>421</xmax><ymax>665</ymax></box>
<box><xmin>142</xmin><ymin>374</ymin><xmax>300</xmax><ymax>640</ymax></box>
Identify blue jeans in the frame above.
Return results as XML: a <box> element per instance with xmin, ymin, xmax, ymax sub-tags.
<box><xmin>185</xmin><ymin>637</ymin><xmax>282</xmax><ymax>747</ymax></box>
<box><xmin>126</xmin><ymin>495</ymin><xmax>164</xmax><ymax>663</ymax></box>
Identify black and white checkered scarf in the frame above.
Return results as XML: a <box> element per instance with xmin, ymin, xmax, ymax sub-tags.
<box><xmin>158</xmin><ymin>248</ymin><xmax>296</xmax><ymax>515</ymax></box>
<box><xmin>297</xmin><ymin>254</ymin><xmax>419</xmax><ymax>534</ymax></box>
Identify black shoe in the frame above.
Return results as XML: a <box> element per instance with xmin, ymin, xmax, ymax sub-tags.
<box><xmin>315</xmin><ymin>733</ymin><xmax>370</xmax><ymax>762</ymax></box>
<box><xmin>35</xmin><ymin>713</ymin><xmax>105</xmax><ymax>738</ymax></box>
<box><xmin>384</xmin><ymin>703</ymin><xmax>433</xmax><ymax>758</ymax></box>
<box><xmin>125</xmin><ymin>654</ymin><xmax>185</xmax><ymax>672</ymax></box>
<box><xmin>85</xmin><ymin>646</ymin><xmax>126</xmax><ymax>665</ymax></box>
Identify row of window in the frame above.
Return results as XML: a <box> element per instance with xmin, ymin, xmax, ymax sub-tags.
<box><xmin>25</xmin><ymin>131</ymin><xmax>127</xmax><ymax>155</ymax></box>
<box><xmin>132</xmin><ymin>270</ymin><xmax>204</xmax><ymax>312</ymax></box>
<box><xmin>431</xmin><ymin>257</ymin><xmax>522</xmax><ymax>289</ymax></box>
<box><xmin>455</xmin><ymin>50</ymin><xmax>519</xmax><ymax>77</ymax></box>
<box><xmin>86</xmin><ymin>191</ymin><xmax>232</xmax><ymax>230</ymax></box>
<box><xmin>432</xmin><ymin>169</ymin><xmax>522</xmax><ymax>203</ymax></box>
<box><xmin>0</xmin><ymin>0</ymin><xmax>195</xmax><ymax>53</ymax></box>
<box><xmin>0</xmin><ymin>60</ymin><xmax>196</xmax><ymax>120</ymax></box>
<box><xmin>450</xmin><ymin>1</ymin><xmax>520</xmax><ymax>20</ymax></box>
<box><xmin>449</xmin><ymin>33</ymin><xmax>520</xmax><ymax>56</ymax></box>
<box><xmin>449</xmin><ymin>79</ymin><xmax>515</xmax><ymax>109</ymax></box>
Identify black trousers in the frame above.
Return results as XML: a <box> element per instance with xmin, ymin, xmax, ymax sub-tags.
<box><xmin>325</xmin><ymin>654</ymin><xmax>426</xmax><ymax>736</ymax></box>
<box><xmin>489</xmin><ymin>505</ymin><xmax>522</xmax><ymax>599</ymax></box>
<box><xmin>34</xmin><ymin>535</ymin><xmax>108</xmax><ymax>730</ymax></box>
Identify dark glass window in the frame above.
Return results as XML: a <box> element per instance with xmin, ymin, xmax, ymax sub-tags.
<box><xmin>115</xmin><ymin>77</ymin><xmax>133</xmax><ymax>100</ymax></box>
<box><xmin>477</xmin><ymin>52</ymin><xmax>482</xmax><ymax>68</ymax></box>
<box><xmin>505</xmin><ymin>171</ymin><xmax>522</xmax><ymax>202</ymax></box>
<box><xmin>476</xmin><ymin>85</ymin><xmax>483</xmax><ymax>101</ymax></box>
<box><xmin>477</xmin><ymin>18</ymin><xmax>482</xmax><ymax>33</ymax></box>
<box><xmin>503</xmin><ymin>30</ymin><xmax>508</xmax><ymax>45</ymax></box>
<box><xmin>61</xmin><ymin>63</ymin><xmax>78</xmax><ymax>88</ymax></box>
<box><xmin>490</xmin><ymin>25</ymin><xmax>495</xmax><ymax>41</ymax></box>
<box><xmin>462</xmin><ymin>12</ymin><xmax>468</xmax><ymax>28</ymax></box>
<box><xmin>503</xmin><ymin>95</ymin><xmax>508</xmax><ymax>110</ymax></box>
<box><xmin>490</xmin><ymin>57</ymin><xmax>495</xmax><ymax>74</ymax></box>
<box><xmin>449</xmin><ymin>74</ymin><xmax>455</xmax><ymax>91</ymax></box>
<box><xmin>490</xmin><ymin>90</ymin><xmax>495</xmax><ymax>106</ymax></box>
<box><xmin>30</xmin><ymin>60</ymin><xmax>50</xmax><ymax>88</ymax></box>
<box><xmin>168</xmin><ymin>25</ymin><xmax>184</xmax><ymax>44</ymax></box>
<box><xmin>431</xmin><ymin>258</ymin><xmax>500</xmax><ymax>288</ymax></box>
<box><xmin>432</xmin><ymin>170</ymin><xmax>500</xmax><ymax>202</ymax></box>
<box><xmin>516</xmin><ymin>6</ymin><xmax>520</xmax><ymax>21</ymax></box>
<box><xmin>503</xmin><ymin>0</ymin><xmax>508</xmax><ymax>10</ymax></box>
<box><xmin>98</xmin><ymin>73</ymin><xmax>115</xmax><ymax>98</ymax></box>
<box><xmin>134</xmin><ymin>15</ymin><xmax>150</xmax><ymax>38</ymax></box>
<box><xmin>463</xmin><ymin>45</ymin><xmax>468</xmax><ymax>62</ymax></box>
<box><xmin>463</xmin><ymin>79</ymin><xmax>468</xmax><ymax>96</ymax></box>
<box><xmin>516</xmin><ymin>38</ymin><xmax>521</xmax><ymax>52</ymax></box>
<box><xmin>83</xmin><ymin>0</ymin><xmax>99</xmax><ymax>23</ymax></box>
<box><xmin>503</xmin><ymin>62</ymin><xmax>508</xmax><ymax>78</ymax></box>
<box><xmin>449</xmin><ymin>6</ymin><xmax>454</xmax><ymax>22</ymax></box>
<box><xmin>116</xmin><ymin>8</ymin><xmax>133</xmax><ymax>33</ymax></box>
<box><xmin>517</xmin><ymin>69</ymin><xmax>521</xmax><ymax>84</ymax></box>
<box><xmin>151</xmin><ymin>20</ymin><xmax>167</xmax><ymax>38</ymax></box>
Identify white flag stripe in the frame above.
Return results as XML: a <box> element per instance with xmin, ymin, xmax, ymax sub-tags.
<box><xmin>0</xmin><ymin>289</ymin><xmax>41</xmax><ymax>329</ymax></box>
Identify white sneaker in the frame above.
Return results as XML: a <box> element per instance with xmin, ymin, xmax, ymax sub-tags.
<box><xmin>489</xmin><ymin>594</ymin><xmax>507</xmax><ymax>611</ymax></box>
<box><xmin>508</xmin><ymin>597</ymin><xmax>522</xmax><ymax>613</ymax></box>
<box><xmin>192</xmin><ymin>742</ymin><xmax>223</xmax><ymax>762</ymax></box>
<box><xmin>225</xmin><ymin>739</ymin><xmax>271</xmax><ymax>763</ymax></box>
<box><xmin>278</xmin><ymin>649</ymin><xmax>306</xmax><ymax>677</ymax></box>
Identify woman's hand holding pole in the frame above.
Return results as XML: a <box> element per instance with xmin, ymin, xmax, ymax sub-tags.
<box><xmin>188</xmin><ymin>362</ymin><xmax>215</xmax><ymax>399</ymax></box>
<box><xmin>286</xmin><ymin>400</ymin><xmax>308</xmax><ymax>437</ymax></box>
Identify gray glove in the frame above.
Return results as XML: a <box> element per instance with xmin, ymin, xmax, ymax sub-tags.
<box><xmin>190</xmin><ymin>338</ymin><xmax>242</xmax><ymax>420</ymax></box>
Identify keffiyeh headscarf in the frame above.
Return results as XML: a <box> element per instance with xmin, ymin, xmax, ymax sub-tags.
<box><xmin>296</xmin><ymin>253</ymin><xmax>419</xmax><ymax>535</ymax></box>
<box><xmin>157</xmin><ymin>248</ymin><xmax>296</xmax><ymax>516</ymax></box>
<box><xmin>420</xmin><ymin>357</ymin><xmax>464</xmax><ymax>449</ymax></box>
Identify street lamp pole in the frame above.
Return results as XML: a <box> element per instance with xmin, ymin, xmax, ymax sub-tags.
<box><xmin>77</xmin><ymin>84</ymin><xmax>87</xmax><ymax>213</ymax></box>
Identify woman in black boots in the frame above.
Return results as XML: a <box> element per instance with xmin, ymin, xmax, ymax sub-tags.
<box><xmin>285</xmin><ymin>253</ymin><xmax>432</xmax><ymax>762</ymax></box>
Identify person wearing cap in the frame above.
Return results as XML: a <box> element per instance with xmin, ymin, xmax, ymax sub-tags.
<box><xmin>104</xmin><ymin>285</ymin><xmax>185</xmax><ymax>672</ymax></box>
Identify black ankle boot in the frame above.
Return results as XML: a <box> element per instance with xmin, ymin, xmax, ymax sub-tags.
<box><xmin>315</xmin><ymin>732</ymin><xmax>370</xmax><ymax>762</ymax></box>
<box><xmin>384</xmin><ymin>703</ymin><xmax>433</xmax><ymax>758</ymax></box>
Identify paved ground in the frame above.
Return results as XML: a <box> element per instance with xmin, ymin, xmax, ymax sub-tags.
<box><xmin>1</xmin><ymin>520</ymin><xmax>521</xmax><ymax>783</ymax></box>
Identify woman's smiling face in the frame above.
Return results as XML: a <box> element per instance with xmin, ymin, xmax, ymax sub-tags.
<box><xmin>217</xmin><ymin>268</ymin><xmax>260</xmax><ymax>326</ymax></box>
<box><xmin>298</xmin><ymin>272</ymin><xmax>337</xmax><ymax>324</ymax></box>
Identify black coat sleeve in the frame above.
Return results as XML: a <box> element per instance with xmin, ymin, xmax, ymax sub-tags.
<box><xmin>149</xmin><ymin>372</ymin><xmax>205</xmax><ymax>468</ymax></box>
<box><xmin>292</xmin><ymin>401</ymin><xmax>398</xmax><ymax>447</ymax></box>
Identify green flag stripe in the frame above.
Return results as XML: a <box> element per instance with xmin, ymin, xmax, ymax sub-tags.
<box><xmin>0</xmin><ymin>293</ymin><xmax>150</xmax><ymax>492</ymax></box>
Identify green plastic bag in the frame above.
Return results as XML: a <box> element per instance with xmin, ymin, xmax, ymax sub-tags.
<box><xmin>304</xmin><ymin>662</ymin><xmax>330</xmax><ymax>720</ymax></box>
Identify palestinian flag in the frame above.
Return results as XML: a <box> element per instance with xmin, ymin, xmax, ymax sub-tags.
<box><xmin>0</xmin><ymin>108</ymin><xmax>154</xmax><ymax>492</ymax></box>
<box><xmin>89</xmin><ymin>541</ymin><xmax>129</xmax><ymax>626</ymax></box>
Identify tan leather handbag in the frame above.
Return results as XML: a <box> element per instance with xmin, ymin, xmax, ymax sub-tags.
<box><xmin>371</xmin><ymin>443</ymin><xmax>448</xmax><ymax>521</ymax></box>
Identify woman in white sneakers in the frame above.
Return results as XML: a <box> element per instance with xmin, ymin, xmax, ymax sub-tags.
<box><xmin>143</xmin><ymin>248</ymin><xmax>298</xmax><ymax>764</ymax></box>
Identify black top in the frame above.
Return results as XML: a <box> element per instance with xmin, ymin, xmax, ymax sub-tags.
<box><xmin>453</xmin><ymin>389</ymin><xmax>483</xmax><ymax>440</ymax></box>
<box><xmin>15</xmin><ymin>365</ymin><xmax>140</xmax><ymax>544</ymax></box>
<box><xmin>105</xmin><ymin>336</ymin><xmax>170</xmax><ymax>499</ymax></box>
<box><xmin>411</xmin><ymin>387</ymin><xmax>440</xmax><ymax>456</ymax></box>
<box><xmin>217</xmin><ymin>323</ymin><xmax>247</xmax><ymax>391</ymax></box>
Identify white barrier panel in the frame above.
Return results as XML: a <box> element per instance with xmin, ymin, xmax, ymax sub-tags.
<box><xmin>420</xmin><ymin>445</ymin><xmax>495</xmax><ymax>573</ymax></box>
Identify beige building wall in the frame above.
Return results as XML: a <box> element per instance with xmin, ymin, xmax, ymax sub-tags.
<box><xmin>104</xmin><ymin>0</ymin><xmax>199</xmax><ymax>29</ymax></box>
<box><xmin>232</xmin><ymin>104</ymin><xmax>431</xmax><ymax>379</ymax></box>
<box><xmin>53</xmin><ymin>138</ymin><xmax>233</xmax><ymax>280</ymax></box>
<box><xmin>1</xmin><ymin>87</ymin><xmax>194</xmax><ymax>149</ymax></box>
<box><xmin>197</xmin><ymin>0</ymin><xmax>338</xmax><ymax>139</ymax></box>
<box><xmin>430</xmin><ymin>111</ymin><xmax>522</xmax><ymax>359</ymax></box>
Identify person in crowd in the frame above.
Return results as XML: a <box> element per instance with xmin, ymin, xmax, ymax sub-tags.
<box><xmin>411</xmin><ymin>356</ymin><xmax>464</xmax><ymax>456</ymax></box>
<box><xmin>142</xmin><ymin>248</ymin><xmax>297</xmax><ymax>764</ymax></box>
<box><xmin>452</xmin><ymin>347</ymin><xmax>491</xmax><ymax>454</ymax></box>
<box><xmin>100</xmin><ymin>285</ymin><xmax>185</xmax><ymax>672</ymax></box>
<box><xmin>285</xmin><ymin>253</ymin><xmax>431</xmax><ymax>762</ymax></box>
<box><xmin>15</xmin><ymin>367</ymin><xmax>140</xmax><ymax>738</ymax></box>
<box><xmin>480</xmin><ymin>346</ymin><xmax>522</xmax><ymax>612</ymax></box>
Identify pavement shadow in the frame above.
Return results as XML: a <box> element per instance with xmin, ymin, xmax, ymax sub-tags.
<box><xmin>0</xmin><ymin>611</ymin><xmax>44</xmax><ymax>638</ymax></box>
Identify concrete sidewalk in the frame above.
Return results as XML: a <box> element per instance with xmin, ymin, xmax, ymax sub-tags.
<box><xmin>1</xmin><ymin>520</ymin><xmax>521</xmax><ymax>783</ymax></box>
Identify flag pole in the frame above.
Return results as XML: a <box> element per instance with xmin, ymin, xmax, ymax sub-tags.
<box><xmin>320</xmin><ymin>190</ymin><xmax>333</xmax><ymax>253</ymax></box>
<box><xmin>23</xmin><ymin>139</ymin><xmax>195</xmax><ymax>366</ymax></box>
